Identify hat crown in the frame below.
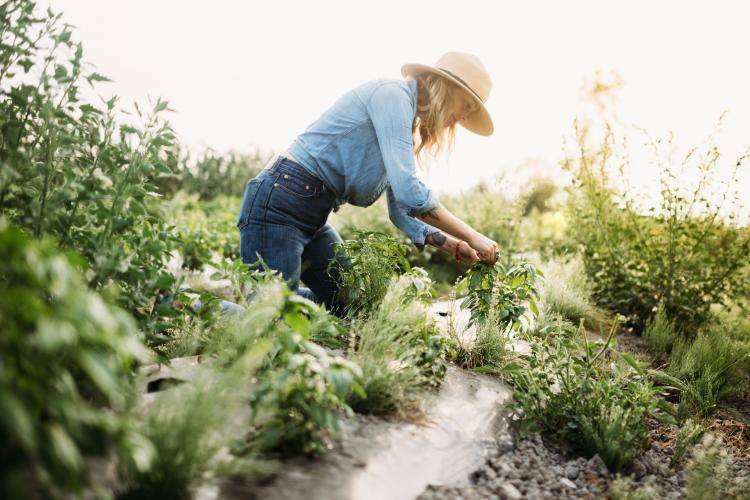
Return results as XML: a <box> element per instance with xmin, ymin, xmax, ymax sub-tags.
<box><xmin>434</xmin><ymin>52</ymin><xmax>492</xmax><ymax>103</ymax></box>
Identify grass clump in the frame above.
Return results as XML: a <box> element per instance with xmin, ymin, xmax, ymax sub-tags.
<box><xmin>685</xmin><ymin>434</ymin><xmax>750</xmax><ymax>499</ymax></box>
<box><xmin>332</xmin><ymin>231</ymin><xmax>413</xmax><ymax>317</ymax></box>
<box><xmin>642</xmin><ymin>304</ymin><xmax>677</xmax><ymax>360</ymax></box>
<box><xmin>667</xmin><ymin>324</ymin><xmax>749</xmax><ymax>420</ymax></box>
<box><xmin>539</xmin><ymin>256</ymin><xmax>607</xmax><ymax>332</ymax></box>
<box><xmin>347</xmin><ymin>277</ymin><xmax>448</xmax><ymax>415</ymax></box>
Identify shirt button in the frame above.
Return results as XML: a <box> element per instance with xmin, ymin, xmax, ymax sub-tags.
<box><xmin>283</xmin><ymin>174</ymin><xmax>289</xmax><ymax>179</ymax></box>
<box><xmin>305</xmin><ymin>185</ymin><xmax>310</xmax><ymax>190</ymax></box>
<box><xmin>274</xmin><ymin>182</ymin><xmax>279</xmax><ymax>187</ymax></box>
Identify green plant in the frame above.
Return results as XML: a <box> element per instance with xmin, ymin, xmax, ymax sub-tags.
<box><xmin>332</xmin><ymin>230</ymin><xmax>413</xmax><ymax>317</ymax></box>
<box><xmin>539</xmin><ymin>256</ymin><xmax>606</xmax><ymax>331</ymax></box>
<box><xmin>456</xmin><ymin>260</ymin><xmax>544</xmax><ymax>330</ymax></box>
<box><xmin>611</xmin><ymin>478</ymin><xmax>661</xmax><ymax>500</ymax></box>
<box><xmin>685</xmin><ymin>434</ymin><xmax>750</xmax><ymax>499</ymax></box>
<box><xmin>565</xmin><ymin>123</ymin><xmax>750</xmax><ymax>334</ymax></box>
<box><xmin>668</xmin><ymin>324</ymin><xmax>749</xmax><ymax>419</ymax></box>
<box><xmin>505</xmin><ymin>317</ymin><xmax>660</xmax><ymax>471</ymax></box>
<box><xmin>347</xmin><ymin>277</ymin><xmax>447</xmax><ymax>415</ymax></box>
<box><xmin>0</xmin><ymin>221</ymin><xmax>152</xmax><ymax>498</ymax></box>
<box><xmin>207</xmin><ymin>281</ymin><xmax>363</xmax><ymax>457</ymax></box>
<box><xmin>451</xmin><ymin>303</ymin><xmax>512</xmax><ymax>373</ymax></box>
<box><xmin>642</xmin><ymin>303</ymin><xmax>677</xmax><ymax>360</ymax></box>
<box><xmin>0</xmin><ymin>0</ymin><xmax>191</xmax><ymax>345</ymax></box>
<box><xmin>670</xmin><ymin>418</ymin><xmax>705</xmax><ymax>468</ymax></box>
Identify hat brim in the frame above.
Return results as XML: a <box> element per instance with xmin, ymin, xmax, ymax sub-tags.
<box><xmin>401</xmin><ymin>63</ymin><xmax>494</xmax><ymax>136</ymax></box>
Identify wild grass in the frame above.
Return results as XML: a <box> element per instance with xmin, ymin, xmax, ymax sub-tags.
<box><xmin>668</xmin><ymin>324</ymin><xmax>749</xmax><ymax>420</ymax></box>
<box><xmin>539</xmin><ymin>256</ymin><xmax>607</xmax><ymax>332</ymax></box>
<box><xmin>684</xmin><ymin>434</ymin><xmax>750</xmax><ymax>499</ymax></box>
<box><xmin>642</xmin><ymin>304</ymin><xmax>677</xmax><ymax>361</ymax></box>
<box><xmin>346</xmin><ymin>277</ymin><xmax>444</xmax><ymax>415</ymax></box>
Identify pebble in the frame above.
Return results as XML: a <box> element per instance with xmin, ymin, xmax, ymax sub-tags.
<box><xmin>564</xmin><ymin>463</ymin><xmax>579</xmax><ymax>479</ymax></box>
<box><xmin>499</xmin><ymin>483</ymin><xmax>522</xmax><ymax>500</ymax></box>
<box><xmin>559</xmin><ymin>477</ymin><xmax>577</xmax><ymax>489</ymax></box>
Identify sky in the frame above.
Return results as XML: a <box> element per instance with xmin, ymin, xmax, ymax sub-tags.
<box><xmin>48</xmin><ymin>0</ymin><xmax>749</xmax><ymax>205</ymax></box>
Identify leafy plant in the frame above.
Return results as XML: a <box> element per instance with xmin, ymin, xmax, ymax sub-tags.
<box><xmin>456</xmin><ymin>260</ymin><xmax>544</xmax><ymax>330</ymax></box>
<box><xmin>565</xmin><ymin>122</ymin><xmax>750</xmax><ymax>334</ymax></box>
<box><xmin>505</xmin><ymin>317</ymin><xmax>660</xmax><ymax>471</ymax></box>
<box><xmin>0</xmin><ymin>221</ymin><xmax>152</xmax><ymax>498</ymax></box>
<box><xmin>332</xmin><ymin>230</ymin><xmax>413</xmax><ymax>317</ymax></box>
<box><xmin>0</xmin><ymin>0</ymin><xmax>190</xmax><ymax>345</ymax></box>
<box><xmin>642</xmin><ymin>303</ymin><xmax>677</xmax><ymax>360</ymax></box>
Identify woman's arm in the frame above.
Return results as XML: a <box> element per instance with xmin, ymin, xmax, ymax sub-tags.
<box><xmin>425</xmin><ymin>230</ymin><xmax>480</xmax><ymax>265</ymax></box>
<box><xmin>417</xmin><ymin>204</ymin><xmax>499</xmax><ymax>264</ymax></box>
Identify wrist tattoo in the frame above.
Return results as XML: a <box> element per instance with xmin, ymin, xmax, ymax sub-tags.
<box><xmin>427</xmin><ymin>231</ymin><xmax>447</xmax><ymax>247</ymax></box>
<box><xmin>422</xmin><ymin>208</ymin><xmax>440</xmax><ymax>221</ymax></box>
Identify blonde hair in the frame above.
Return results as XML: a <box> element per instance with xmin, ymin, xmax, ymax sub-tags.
<box><xmin>411</xmin><ymin>73</ymin><xmax>468</xmax><ymax>167</ymax></box>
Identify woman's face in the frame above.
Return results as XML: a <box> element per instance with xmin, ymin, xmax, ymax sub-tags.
<box><xmin>446</xmin><ymin>89</ymin><xmax>479</xmax><ymax>128</ymax></box>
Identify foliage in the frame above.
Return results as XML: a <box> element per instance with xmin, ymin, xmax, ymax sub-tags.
<box><xmin>209</xmin><ymin>281</ymin><xmax>363</xmax><ymax>457</ymax></box>
<box><xmin>156</xmin><ymin>148</ymin><xmax>269</xmax><ymax>201</ymax></box>
<box><xmin>667</xmin><ymin>323</ymin><xmax>749</xmax><ymax>419</ymax></box>
<box><xmin>117</xmin><ymin>359</ymin><xmax>270</xmax><ymax>499</ymax></box>
<box><xmin>0</xmin><ymin>222</ymin><xmax>152</xmax><ymax>498</ymax></box>
<box><xmin>642</xmin><ymin>303</ymin><xmax>677</xmax><ymax>360</ymax></box>
<box><xmin>162</xmin><ymin>193</ymin><xmax>241</xmax><ymax>270</ymax></box>
<box><xmin>505</xmin><ymin>317</ymin><xmax>660</xmax><ymax>471</ymax></box>
<box><xmin>0</xmin><ymin>0</ymin><xmax>190</xmax><ymax>343</ymax></box>
<box><xmin>456</xmin><ymin>260</ymin><xmax>544</xmax><ymax>330</ymax></box>
<box><xmin>670</xmin><ymin>418</ymin><xmax>705</xmax><ymax>468</ymax></box>
<box><xmin>332</xmin><ymin>230</ymin><xmax>414</xmax><ymax>316</ymax></box>
<box><xmin>451</xmin><ymin>306</ymin><xmax>511</xmax><ymax>373</ymax></box>
<box><xmin>539</xmin><ymin>255</ymin><xmax>606</xmax><ymax>331</ymax></box>
<box><xmin>565</xmin><ymin>124</ymin><xmax>750</xmax><ymax>334</ymax></box>
<box><xmin>347</xmin><ymin>277</ymin><xmax>448</xmax><ymax>415</ymax></box>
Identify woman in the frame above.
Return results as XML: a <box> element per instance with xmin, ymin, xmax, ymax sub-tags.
<box><xmin>236</xmin><ymin>52</ymin><xmax>499</xmax><ymax>317</ymax></box>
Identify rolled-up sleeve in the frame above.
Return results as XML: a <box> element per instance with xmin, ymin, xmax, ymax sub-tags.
<box><xmin>366</xmin><ymin>83</ymin><xmax>440</xmax><ymax>217</ymax></box>
<box><xmin>386</xmin><ymin>185</ymin><xmax>440</xmax><ymax>251</ymax></box>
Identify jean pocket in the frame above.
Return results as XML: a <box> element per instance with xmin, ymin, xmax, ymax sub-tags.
<box><xmin>274</xmin><ymin>169</ymin><xmax>324</xmax><ymax>199</ymax></box>
<box><xmin>265</xmin><ymin>180</ymin><xmax>331</xmax><ymax>232</ymax></box>
<box><xmin>237</xmin><ymin>178</ymin><xmax>265</xmax><ymax>230</ymax></box>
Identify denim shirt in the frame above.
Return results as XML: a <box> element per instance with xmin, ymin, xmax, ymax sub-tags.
<box><xmin>286</xmin><ymin>77</ymin><xmax>440</xmax><ymax>250</ymax></box>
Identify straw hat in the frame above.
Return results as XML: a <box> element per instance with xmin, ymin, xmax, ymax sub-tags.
<box><xmin>401</xmin><ymin>51</ymin><xmax>494</xmax><ymax>136</ymax></box>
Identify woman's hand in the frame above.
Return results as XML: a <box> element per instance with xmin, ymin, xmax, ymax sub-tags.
<box><xmin>455</xmin><ymin>240</ymin><xmax>480</xmax><ymax>265</ymax></box>
<box><xmin>467</xmin><ymin>232</ymin><xmax>499</xmax><ymax>265</ymax></box>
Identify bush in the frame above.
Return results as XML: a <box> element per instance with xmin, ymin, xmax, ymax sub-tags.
<box><xmin>565</xmin><ymin>124</ymin><xmax>750</xmax><ymax>334</ymax></box>
<box><xmin>156</xmin><ymin>149</ymin><xmax>269</xmax><ymax>201</ymax></box>
<box><xmin>505</xmin><ymin>317</ymin><xmax>660</xmax><ymax>471</ymax></box>
<box><xmin>539</xmin><ymin>256</ymin><xmax>606</xmax><ymax>331</ymax></box>
<box><xmin>208</xmin><ymin>281</ymin><xmax>363</xmax><ymax>457</ymax></box>
<box><xmin>0</xmin><ymin>0</ymin><xmax>190</xmax><ymax>343</ymax></box>
<box><xmin>0</xmin><ymin>222</ymin><xmax>151</xmax><ymax>498</ymax></box>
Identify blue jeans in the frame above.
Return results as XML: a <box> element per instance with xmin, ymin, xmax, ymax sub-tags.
<box><xmin>236</xmin><ymin>155</ymin><xmax>348</xmax><ymax>316</ymax></box>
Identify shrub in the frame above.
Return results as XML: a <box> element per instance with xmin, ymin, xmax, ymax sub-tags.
<box><xmin>156</xmin><ymin>148</ymin><xmax>268</xmax><ymax>201</ymax></box>
<box><xmin>565</xmin><ymin>124</ymin><xmax>750</xmax><ymax>334</ymax></box>
<box><xmin>685</xmin><ymin>434</ymin><xmax>750</xmax><ymax>499</ymax></box>
<box><xmin>0</xmin><ymin>0</ymin><xmax>191</xmax><ymax>344</ymax></box>
<box><xmin>505</xmin><ymin>317</ymin><xmax>660</xmax><ymax>471</ymax></box>
<box><xmin>208</xmin><ymin>282</ymin><xmax>363</xmax><ymax>457</ymax></box>
<box><xmin>539</xmin><ymin>256</ymin><xmax>606</xmax><ymax>331</ymax></box>
<box><xmin>0</xmin><ymin>222</ymin><xmax>151</xmax><ymax>498</ymax></box>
